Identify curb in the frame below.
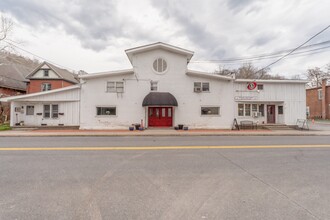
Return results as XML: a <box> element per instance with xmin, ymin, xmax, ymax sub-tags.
<box><xmin>0</xmin><ymin>132</ymin><xmax>329</xmax><ymax>137</ymax></box>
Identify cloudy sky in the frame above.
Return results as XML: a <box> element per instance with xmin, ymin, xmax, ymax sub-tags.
<box><xmin>0</xmin><ymin>0</ymin><xmax>330</xmax><ymax>78</ymax></box>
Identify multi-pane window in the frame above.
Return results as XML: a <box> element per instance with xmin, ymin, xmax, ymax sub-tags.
<box><xmin>202</xmin><ymin>83</ymin><xmax>209</xmax><ymax>92</ymax></box>
<box><xmin>43</xmin><ymin>104</ymin><xmax>59</xmax><ymax>118</ymax></box>
<box><xmin>257</xmin><ymin>84</ymin><xmax>263</xmax><ymax>90</ymax></box>
<box><xmin>238</xmin><ymin>103</ymin><xmax>265</xmax><ymax>117</ymax></box>
<box><xmin>201</xmin><ymin>107</ymin><xmax>220</xmax><ymax>116</ymax></box>
<box><xmin>26</xmin><ymin>106</ymin><xmax>34</xmax><ymax>115</ymax></box>
<box><xmin>52</xmin><ymin>105</ymin><xmax>59</xmax><ymax>118</ymax></box>
<box><xmin>41</xmin><ymin>83</ymin><xmax>51</xmax><ymax>91</ymax></box>
<box><xmin>44</xmin><ymin>105</ymin><xmax>50</xmax><ymax>118</ymax></box>
<box><xmin>194</xmin><ymin>82</ymin><xmax>210</xmax><ymax>92</ymax></box>
<box><xmin>150</xmin><ymin>81</ymin><xmax>158</xmax><ymax>91</ymax></box>
<box><xmin>107</xmin><ymin>81</ymin><xmax>124</xmax><ymax>93</ymax></box>
<box><xmin>96</xmin><ymin>107</ymin><xmax>116</xmax><ymax>116</ymax></box>
<box><xmin>43</xmin><ymin>69</ymin><xmax>49</xmax><ymax>77</ymax></box>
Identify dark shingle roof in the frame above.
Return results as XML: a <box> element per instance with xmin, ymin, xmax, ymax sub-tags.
<box><xmin>0</xmin><ymin>58</ymin><xmax>36</xmax><ymax>91</ymax></box>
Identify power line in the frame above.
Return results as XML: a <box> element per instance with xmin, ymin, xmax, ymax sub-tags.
<box><xmin>191</xmin><ymin>40</ymin><xmax>330</xmax><ymax>64</ymax></box>
<box><xmin>192</xmin><ymin>44</ymin><xmax>330</xmax><ymax>64</ymax></box>
<box><xmin>4</xmin><ymin>41</ymin><xmax>77</xmax><ymax>72</ymax></box>
<box><xmin>255</xmin><ymin>24</ymin><xmax>330</xmax><ymax>75</ymax></box>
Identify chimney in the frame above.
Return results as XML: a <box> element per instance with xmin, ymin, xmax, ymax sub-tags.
<box><xmin>321</xmin><ymin>78</ymin><xmax>327</xmax><ymax>119</ymax></box>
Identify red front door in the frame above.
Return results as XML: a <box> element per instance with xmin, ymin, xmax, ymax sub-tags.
<box><xmin>148</xmin><ymin>107</ymin><xmax>173</xmax><ymax>127</ymax></box>
<box><xmin>267</xmin><ymin>105</ymin><xmax>276</xmax><ymax>123</ymax></box>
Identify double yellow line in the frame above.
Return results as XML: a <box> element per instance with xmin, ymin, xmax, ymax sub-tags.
<box><xmin>0</xmin><ymin>145</ymin><xmax>330</xmax><ymax>151</ymax></box>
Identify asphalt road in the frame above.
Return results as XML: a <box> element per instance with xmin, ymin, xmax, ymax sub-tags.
<box><xmin>1</xmin><ymin>136</ymin><xmax>330</xmax><ymax>220</ymax></box>
<box><xmin>0</xmin><ymin>135</ymin><xmax>330</xmax><ymax>147</ymax></box>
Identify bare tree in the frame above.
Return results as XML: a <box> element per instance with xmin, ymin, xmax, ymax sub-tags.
<box><xmin>0</xmin><ymin>15</ymin><xmax>13</xmax><ymax>52</ymax></box>
<box><xmin>305</xmin><ymin>67</ymin><xmax>329</xmax><ymax>87</ymax></box>
<box><xmin>0</xmin><ymin>15</ymin><xmax>14</xmax><ymax>124</ymax></box>
<box><xmin>291</xmin><ymin>74</ymin><xmax>302</xmax><ymax>80</ymax></box>
<box><xmin>215</xmin><ymin>63</ymin><xmax>285</xmax><ymax>79</ymax></box>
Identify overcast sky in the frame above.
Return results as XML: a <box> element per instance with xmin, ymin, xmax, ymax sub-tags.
<box><xmin>0</xmin><ymin>0</ymin><xmax>330</xmax><ymax>78</ymax></box>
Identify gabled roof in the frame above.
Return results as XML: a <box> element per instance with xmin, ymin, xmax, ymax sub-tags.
<box><xmin>0</xmin><ymin>84</ymin><xmax>80</xmax><ymax>102</ymax></box>
<box><xmin>26</xmin><ymin>61</ymin><xmax>79</xmax><ymax>84</ymax></box>
<box><xmin>125</xmin><ymin>42</ymin><xmax>194</xmax><ymax>65</ymax></box>
<box><xmin>79</xmin><ymin>69</ymin><xmax>134</xmax><ymax>79</ymax></box>
<box><xmin>186</xmin><ymin>69</ymin><xmax>233</xmax><ymax>81</ymax></box>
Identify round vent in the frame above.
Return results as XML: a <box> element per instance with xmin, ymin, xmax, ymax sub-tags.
<box><xmin>153</xmin><ymin>58</ymin><xmax>167</xmax><ymax>73</ymax></box>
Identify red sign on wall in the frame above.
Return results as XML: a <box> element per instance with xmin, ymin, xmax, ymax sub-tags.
<box><xmin>247</xmin><ymin>82</ymin><xmax>257</xmax><ymax>90</ymax></box>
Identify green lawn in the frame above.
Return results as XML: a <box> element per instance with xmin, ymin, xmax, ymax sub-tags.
<box><xmin>0</xmin><ymin>124</ymin><xmax>11</xmax><ymax>131</ymax></box>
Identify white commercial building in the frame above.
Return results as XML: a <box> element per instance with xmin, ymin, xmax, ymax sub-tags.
<box><xmin>0</xmin><ymin>42</ymin><xmax>307</xmax><ymax>129</ymax></box>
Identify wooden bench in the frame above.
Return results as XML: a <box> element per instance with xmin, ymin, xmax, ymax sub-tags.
<box><xmin>240</xmin><ymin>120</ymin><xmax>257</xmax><ymax>130</ymax></box>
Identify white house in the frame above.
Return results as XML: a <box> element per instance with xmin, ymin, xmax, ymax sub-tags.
<box><xmin>0</xmin><ymin>42</ymin><xmax>307</xmax><ymax>129</ymax></box>
<box><xmin>1</xmin><ymin>85</ymin><xmax>80</xmax><ymax>127</ymax></box>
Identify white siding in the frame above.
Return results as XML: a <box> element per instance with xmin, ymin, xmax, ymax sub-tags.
<box><xmin>80</xmin><ymin>49</ymin><xmax>235</xmax><ymax>129</ymax></box>
<box><xmin>234</xmin><ymin>82</ymin><xmax>306</xmax><ymax>125</ymax></box>
<box><xmin>33</xmin><ymin>69</ymin><xmax>59</xmax><ymax>78</ymax></box>
<box><xmin>10</xmin><ymin>88</ymin><xmax>80</xmax><ymax>126</ymax></box>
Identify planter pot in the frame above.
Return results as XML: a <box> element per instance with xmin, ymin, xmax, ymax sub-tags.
<box><xmin>129</xmin><ymin>126</ymin><xmax>134</xmax><ymax>131</ymax></box>
<box><xmin>135</xmin><ymin>124</ymin><xmax>140</xmax><ymax>130</ymax></box>
<box><xmin>178</xmin><ymin>124</ymin><xmax>184</xmax><ymax>130</ymax></box>
<box><xmin>174</xmin><ymin>126</ymin><xmax>179</xmax><ymax>130</ymax></box>
<box><xmin>139</xmin><ymin>127</ymin><xmax>144</xmax><ymax>131</ymax></box>
<box><xmin>183</xmin><ymin>126</ymin><xmax>188</xmax><ymax>130</ymax></box>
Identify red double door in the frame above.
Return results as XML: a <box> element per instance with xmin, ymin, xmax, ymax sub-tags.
<box><xmin>148</xmin><ymin>107</ymin><xmax>173</xmax><ymax>127</ymax></box>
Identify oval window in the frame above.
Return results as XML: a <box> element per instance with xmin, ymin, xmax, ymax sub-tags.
<box><xmin>153</xmin><ymin>58</ymin><xmax>167</xmax><ymax>73</ymax></box>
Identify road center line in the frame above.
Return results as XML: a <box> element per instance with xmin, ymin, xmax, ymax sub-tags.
<box><xmin>0</xmin><ymin>145</ymin><xmax>330</xmax><ymax>151</ymax></box>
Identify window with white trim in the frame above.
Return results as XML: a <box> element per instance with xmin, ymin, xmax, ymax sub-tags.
<box><xmin>238</xmin><ymin>103</ymin><xmax>265</xmax><ymax>117</ymax></box>
<box><xmin>150</xmin><ymin>81</ymin><xmax>158</xmax><ymax>91</ymax></box>
<box><xmin>194</xmin><ymin>82</ymin><xmax>210</xmax><ymax>92</ymax></box>
<box><xmin>52</xmin><ymin>105</ymin><xmax>59</xmax><ymax>118</ymax></box>
<box><xmin>238</xmin><ymin>104</ymin><xmax>244</xmax><ymax>116</ymax></box>
<box><xmin>107</xmin><ymin>81</ymin><xmax>124</xmax><ymax>93</ymax></box>
<box><xmin>43</xmin><ymin>69</ymin><xmax>49</xmax><ymax>77</ymax></box>
<box><xmin>96</xmin><ymin>107</ymin><xmax>116</xmax><ymax>116</ymax></box>
<box><xmin>257</xmin><ymin>84</ymin><xmax>263</xmax><ymax>90</ymax></box>
<box><xmin>26</xmin><ymin>106</ymin><xmax>34</xmax><ymax>115</ymax></box>
<box><xmin>318</xmin><ymin>89</ymin><xmax>322</xmax><ymax>100</ymax></box>
<box><xmin>278</xmin><ymin>106</ymin><xmax>283</xmax><ymax>114</ymax></box>
<box><xmin>41</xmin><ymin>83</ymin><xmax>51</xmax><ymax>91</ymax></box>
<box><xmin>43</xmin><ymin>104</ymin><xmax>58</xmax><ymax>118</ymax></box>
<box><xmin>245</xmin><ymin>104</ymin><xmax>251</xmax><ymax>116</ymax></box>
<box><xmin>201</xmin><ymin>107</ymin><xmax>220</xmax><ymax>116</ymax></box>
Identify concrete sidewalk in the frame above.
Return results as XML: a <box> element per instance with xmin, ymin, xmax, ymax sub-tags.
<box><xmin>0</xmin><ymin>128</ymin><xmax>330</xmax><ymax>137</ymax></box>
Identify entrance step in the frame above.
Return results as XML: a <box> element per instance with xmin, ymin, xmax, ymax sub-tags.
<box><xmin>260</xmin><ymin>124</ymin><xmax>294</xmax><ymax>130</ymax></box>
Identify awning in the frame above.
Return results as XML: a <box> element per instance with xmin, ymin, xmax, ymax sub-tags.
<box><xmin>142</xmin><ymin>92</ymin><xmax>178</xmax><ymax>107</ymax></box>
